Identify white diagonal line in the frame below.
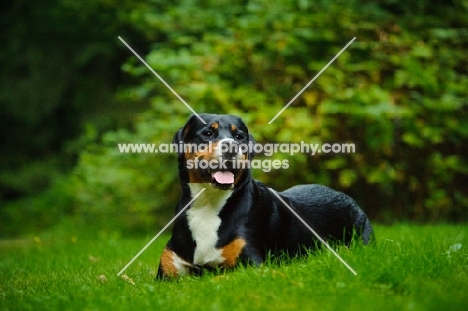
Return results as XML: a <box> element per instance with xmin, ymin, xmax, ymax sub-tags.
<box><xmin>118</xmin><ymin>36</ymin><xmax>206</xmax><ymax>124</ymax></box>
<box><xmin>117</xmin><ymin>187</ymin><xmax>206</xmax><ymax>276</ymax></box>
<box><xmin>268</xmin><ymin>37</ymin><xmax>356</xmax><ymax>124</ymax></box>
<box><xmin>269</xmin><ymin>188</ymin><xmax>357</xmax><ymax>275</ymax></box>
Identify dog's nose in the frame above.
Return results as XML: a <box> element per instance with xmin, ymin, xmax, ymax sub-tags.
<box><xmin>218</xmin><ymin>139</ymin><xmax>239</xmax><ymax>159</ymax></box>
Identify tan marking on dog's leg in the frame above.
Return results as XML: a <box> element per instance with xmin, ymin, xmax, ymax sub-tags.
<box><xmin>159</xmin><ymin>248</ymin><xmax>178</xmax><ymax>277</ymax></box>
<box><xmin>159</xmin><ymin>248</ymin><xmax>193</xmax><ymax>277</ymax></box>
<box><xmin>221</xmin><ymin>238</ymin><xmax>246</xmax><ymax>267</ymax></box>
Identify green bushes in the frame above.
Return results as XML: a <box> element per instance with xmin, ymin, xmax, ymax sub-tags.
<box><xmin>68</xmin><ymin>0</ymin><xmax>467</xmax><ymax>234</ymax></box>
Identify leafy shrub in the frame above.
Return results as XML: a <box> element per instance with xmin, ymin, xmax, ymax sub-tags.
<box><xmin>71</xmin><ymin>0</ymin><xmax>468</xmax><ymax>233</ymax></box>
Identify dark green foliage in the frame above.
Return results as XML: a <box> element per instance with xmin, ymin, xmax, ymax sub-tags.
<box><xmin>0</xmin><ymin>0</ymin><xmax>147</xmax><ymax>235</ymax></box>
<box><xmin>74</xmin><ymin>0</ymin><xmax>467</xmax><ymax>232</ymax></box>
<box><xmin>0</xmin><ymin>0</ymin><xmax>144</xmax><ymax>200</ymax></box>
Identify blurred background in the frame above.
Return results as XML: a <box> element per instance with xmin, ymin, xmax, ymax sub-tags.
<box><xmin>1</xmin><ymin>0</ymin><xmax>467</xmax><ymax>238</ymax></box>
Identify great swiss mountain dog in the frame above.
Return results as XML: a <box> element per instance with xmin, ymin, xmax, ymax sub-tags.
<box><xmin>157</xmin><ymin>114</ymin><xmax>374</xmax><ymax>279</ymax></box>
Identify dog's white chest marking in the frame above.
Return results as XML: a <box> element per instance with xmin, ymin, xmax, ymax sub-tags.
<box><xmin>187</xmin><ymin>184</ymin><xmax>232</xmax><ymax>267</ymax></box>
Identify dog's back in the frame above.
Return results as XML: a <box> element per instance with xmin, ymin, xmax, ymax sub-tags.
<box><xmin>279</xmin><ymin>184</ymin><xmax>374</xmax><ymax>246</ymax></box>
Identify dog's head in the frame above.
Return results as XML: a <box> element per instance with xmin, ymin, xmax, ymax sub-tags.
<box><xmin>173</xmin><ymin>114</ymin><xmax>255</xmax><ymax>190</ymax></box>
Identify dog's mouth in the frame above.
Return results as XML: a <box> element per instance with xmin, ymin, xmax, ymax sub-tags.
<box><xmin>212</xmin><ymin>170</ymin><xmax>234</xmax><ymax>185</ymax></box>
<box><xmin>209</xmin><ymin>169</ymin><xmax>235</xmax><ymax>190</ymax></box>
<box><xmin>189</xmin><ymin>155</ymin><xmax>247</xmax><ymax>190</ymax></box>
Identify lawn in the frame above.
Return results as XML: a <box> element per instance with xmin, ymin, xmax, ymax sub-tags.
<box><xmin>1</xmin><ymin>225</ymin><xmax>467</xmax><ymax>311</ymax></box>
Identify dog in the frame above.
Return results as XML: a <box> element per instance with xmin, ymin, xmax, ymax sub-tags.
<box><xmin>157</xmin><ymin>114</ymin><xmax>374</xmax><ymax>279</ymax></box>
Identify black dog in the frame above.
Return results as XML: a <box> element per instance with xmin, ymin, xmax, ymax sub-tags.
<box><xmin>157</xmin><ymin>114</ymin><xmax>373</xmax><ymax>278</ymax></box>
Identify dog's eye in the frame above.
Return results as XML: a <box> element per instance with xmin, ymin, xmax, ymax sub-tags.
<box><xmin>203</xmin><ymin>130</ymin><xmax>213</xmax><ymax>137</ymax></box>
<box><xmin>235</xmin><ymin>133</ymin><xmax>244</xmax><ymax>140</ymax></box>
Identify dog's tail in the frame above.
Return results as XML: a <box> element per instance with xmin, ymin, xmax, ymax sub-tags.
<box><xmin>357</xmin><ymin>214</ymin><xmax>375</xmax><ymax>245</ymax></box>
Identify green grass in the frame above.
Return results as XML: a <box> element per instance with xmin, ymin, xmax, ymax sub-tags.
<box><xmin>1</xmin><ymin>225</ymin><xmax>467</xmax><ymax>311</ymax></box>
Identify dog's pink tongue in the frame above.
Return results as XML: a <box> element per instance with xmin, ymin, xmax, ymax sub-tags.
<box><xmin>212</xmin><ymin>171</ymin><xmax>234</xmax><ymax>184</ymax></box>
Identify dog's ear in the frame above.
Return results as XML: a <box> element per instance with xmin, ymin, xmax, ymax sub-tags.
<box><xmin>173</xmin><ymin>114</ymin><xmax>202</xmax><ymax>144</ymax></box>
<box><xmin>173</xmin><ymin>114</ymin><xmax>197</xmax><ymax>145</ymax></box>
<box><xmin>172</xmin><ymin>128</ymin><xmax>184</xmax><ymax>145</ymax></box>
<box><xmin>172</xmin><ymin>128</ymin><xmax>185</xmax><ymax>161</ymax></box>
<box><xmin>248</xmin><ymin>133</ymin><xmax>257</xmax><ymax>160</ymax></box>
<box><xmin>235</xmin><ymin>116</ymin><xmax>257</xmax><ymax>160</ymax></box>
